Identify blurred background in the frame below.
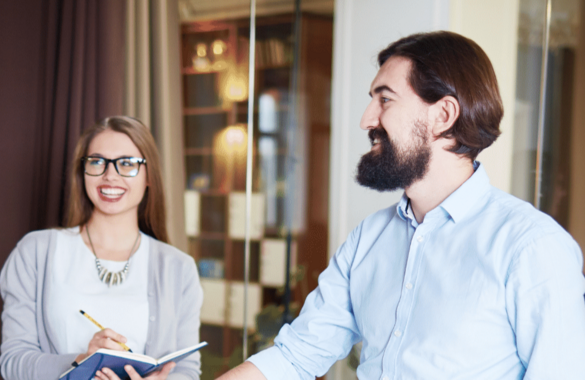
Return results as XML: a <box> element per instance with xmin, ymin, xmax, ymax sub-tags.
<box><xmin>1</xmin><ymin>0</ymin><xmax>584</xmax><ymax>379</ymax></box>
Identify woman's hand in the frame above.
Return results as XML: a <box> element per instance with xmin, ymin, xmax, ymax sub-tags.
<box><xmin>94</xmin><ymin>362</ymin><xmax>176</xmax><ymax>380</ymax></box>
<box><xmin>75</xmin><ymin>328</ymin><xmax>129</xmax><ymax>363</ymax></box>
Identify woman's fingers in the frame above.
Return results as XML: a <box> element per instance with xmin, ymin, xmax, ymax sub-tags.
<box><xmin>87</xmin><ymin>328</ymin><xmax>128</xmax><ymax>355</ymax></box>
<box><xmin>145</xmin><ymin>362</ymin><xmax>176</xmax><ymax>379</ymax></box>
<box><xmin>95</xmin><ymin>328</ymin><xmax>128</xmax><ymax>344</ymax></box>
<box><xmin>96</xmin><ymin>362</ymin><xmax>176</xmax><ymax>380</ymax></box>
<box><xmin>95</xmin><ymin>368</ymin><xmax>122</xmax><ymax>380</ymax></box>
<box><xmin>124</xmin><ymin>365</ymin><xmax>144</xmax><ymax>379</ymax></box>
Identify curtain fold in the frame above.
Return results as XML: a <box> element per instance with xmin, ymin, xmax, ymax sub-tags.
<box><xmin>124</xmin><ymin>0</ymin><xmax>188</xmax><ymax>252</ymax></box>
<box><xmin>31</xmin><ymin>0</ymin><xmax>126</xmax><ymax>229</ymax></box>
<box><xmin>0</xmin><ymin>0</ymin><xmax>126</xmax><ymax>373</ymax></box>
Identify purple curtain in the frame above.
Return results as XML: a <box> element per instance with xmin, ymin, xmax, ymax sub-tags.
<box><xmin>0</xmin><ymin>0</ymin><xmax>126</xmax><ymax>361</ymax></box>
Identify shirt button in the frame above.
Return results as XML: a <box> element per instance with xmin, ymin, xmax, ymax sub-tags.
<box><xmin>405</xmin><ymin>283</ymin><xmax>413</xmax><ymax>290</ymax></box>
<box><xmin>382</xmin><ymin>377</ymin><xmax>389</xmax><ymax>380</ymax></box>
<box><xmin>394</xmin><ymin>329</ymin><xmax>402</xmax><ymax>337</ymax></box>
<box><xmin>150</xmin><ymin>316</ymin><xmax>156</xmax><ymax>322</ymax></box>
<box><xmin>417</xmin><ymin>235</ymin><xmax>423</xmax><ymax>242</ymax></box>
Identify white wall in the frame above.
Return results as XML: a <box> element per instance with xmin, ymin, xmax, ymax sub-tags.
<box><xmin>450</xmin><ymin>0</ymin><xmax>520</xmax><ymax>194</ymax></box>
<box><xmin>328</xmin><ymin>0</ymin><xmax>450</xmax><ymax>260</ymax></box>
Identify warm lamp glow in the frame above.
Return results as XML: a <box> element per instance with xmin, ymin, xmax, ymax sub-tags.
<box><xmin>196</xmin><ymin>43</ymin><xmax>207</xmax><ymax>57</ymax></box>
<box><xmin>215</xmin><ymin>125</ymin><xmax>248</xmax><ymax>156</ymax></box>
<box><xmin>212</xmin><ymin>40</ymin><xmax>227</xmax><ymax>55</ymax></box>
<box><xmin>224</xmin><ymin>72</ymin><xmax>248</xmax><ymax>102</ymax></box>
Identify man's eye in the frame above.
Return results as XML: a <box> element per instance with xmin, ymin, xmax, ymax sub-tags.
<box><xmin>381</xmin><ymin>97</ymin><xmax>391</xmax><ymax>103</ymax></box>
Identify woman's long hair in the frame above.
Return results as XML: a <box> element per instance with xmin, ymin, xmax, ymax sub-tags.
<box><xmin>66</xmin><ymin>116</ymin><xmax>169</xmax><ymax>243</ymax></box>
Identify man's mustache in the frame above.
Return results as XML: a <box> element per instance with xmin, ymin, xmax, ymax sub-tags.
<box><xmin>368</xmin><ymin>127</ymin><xmax>390</xmax><ymax>146</ymax></box>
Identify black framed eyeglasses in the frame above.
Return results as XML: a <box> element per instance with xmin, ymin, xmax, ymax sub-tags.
<box><xmin>82</xmin><ymin>157</ymin><xmax>147</xmax><ymax>177</ymax></box>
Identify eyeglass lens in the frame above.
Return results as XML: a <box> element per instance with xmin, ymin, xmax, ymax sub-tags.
<box><xmin>84</xmin><ymin>158</ymin><xmax>142</xmax><ymax>177</ymax></box>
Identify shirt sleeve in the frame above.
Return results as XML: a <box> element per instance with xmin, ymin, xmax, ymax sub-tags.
<box><xmin>505</xmin><ymin>230</ymin><xmax>585</xmax><ymax>379</ymax></box>
<box><xmin>248</xmin><ymin>225</ymin><xmax>363</xmax><ymax>380</ymax></box>
<box><xmin>0</xmin><ymin>234</ymin><xmax>77</xmax><ymax>380</ymax></box>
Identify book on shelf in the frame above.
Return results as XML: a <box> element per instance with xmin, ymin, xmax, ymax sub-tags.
<box><xmin>228</xmin><ymin>192</ymin><xmax>266</xmax><ymax>240</ymax></box>
<box><xmin>59</xmin><ymin>342</ymin><xmax>208</xmax><ymax>380</ymax></box>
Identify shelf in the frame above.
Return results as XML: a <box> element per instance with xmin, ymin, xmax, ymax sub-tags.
<box><xmin>194</xmin><ymin>232</ymin><xmax>228</xmax><ymax>240</ymax></box>
<box><xmin>182</xmin><ymin>67</ymin><xmax>226</xmax><ymax>75</ymax></box>
<box><xmin>184</xmin><ymin>107</ymin><xmax>228</xmax><ymax>115</ymax></box>
<box><xmin>235</xmin><ymin>103</ymin><xmax>289</xmax><ymax>114</ymax></box>
<box><xmin>256</xmin><ymin>63</ymin><xmax>292</xmax><ymax>70</ymax></box>
<box><xmin>185</xmin><ymin>147</ymin><xmax>213</xmax><ymax>155</ymax></box>
<box><xmin>185</xmin><ymin>148</ymin><xmax>290</xmax><ymax>156</ymax></box>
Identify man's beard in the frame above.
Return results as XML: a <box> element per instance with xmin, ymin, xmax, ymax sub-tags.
<box><xmin>356</xmin><ymin>122</ymin><xmax>431</xmax><ymax>192</ymax></box>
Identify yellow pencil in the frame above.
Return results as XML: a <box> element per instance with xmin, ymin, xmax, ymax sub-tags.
<box><xmin>79</xmin><ymin>310</ymin><xmax>133</xmax><ymax>352</ymax></box>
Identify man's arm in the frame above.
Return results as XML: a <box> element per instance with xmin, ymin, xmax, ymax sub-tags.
<box><xmin>216</xmin><ymin>362</ymin><xmax>267</xmax><ymax>380</ymax></box>
<box><xmin>217</xmin><ymin>224</ymin><xmax>364</xmax><ymax>380</ymax></box>
<box><xmin>506</xmin><ymin>230</ymin><xmax>585</xmax><ymax>378</ymax></box>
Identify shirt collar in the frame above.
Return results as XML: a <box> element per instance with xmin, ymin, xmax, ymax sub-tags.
<box><xmin>396</xmin><ymin>161</ymin><xmax>491</xmax><ymax>224</ymax></box>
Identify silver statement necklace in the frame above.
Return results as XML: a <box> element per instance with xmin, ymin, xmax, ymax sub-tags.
<box><xmin>86</xmin><ymin>226</ymin><xmax>140</xmax><ymax>287</ymax></box>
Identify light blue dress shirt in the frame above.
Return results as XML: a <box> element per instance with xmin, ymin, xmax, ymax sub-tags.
<box><xmin>248</xmin><ymin>163</ymin><xmax>585</xmax><ymax>380</ymax></box>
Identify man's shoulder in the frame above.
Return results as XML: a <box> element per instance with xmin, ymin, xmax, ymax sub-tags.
<box><xmin>481</xmin><ymin>187</ymin><xmax>572</xmax><ymax>244</ymax></box>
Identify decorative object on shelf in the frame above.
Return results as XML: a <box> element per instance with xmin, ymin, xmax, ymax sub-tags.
<box><xmin>199</xmin><ymin>279</ymin><xmax>226</xmax><ymax>325</ymax></box>
<box><xmin>211</xmin><ymin>39</ymin><xmax>228</xmax><ymax>71</ymax></box>
<box><xmin>260</xmin><ymin>239</ymin><xmax>288</xmax><ymax>287</ymax></box>
<box><xmin>189</xmin><ymin>173</ymin><xmax>211</xmax><ymax>191</ymax></box>
<box><xmin>184</xmin><ymin>190</ymin><xmax>201</xmax><ymax>237</ymax></box>
<box><xmin>228</xmin><ymin>282</ymin><xmax>262</xmax><ymax>330</ymax></box>
<box><xmin>198</xmin><ymin>258</ymin><xmax>225</xmax><ymax>279</ymax></box>
<box><xmin>228</xmin><ymin>192</ymin><xmax>266</xmax><ymax>240</ymax></box>
<box><xmin>192</xmin><ymin>43</ymin><xmax>211</xmax><ymax>72</ymax></box>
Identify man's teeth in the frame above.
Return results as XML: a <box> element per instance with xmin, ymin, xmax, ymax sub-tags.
<box><xmin>100</xmin><ymin>188</ymin><xmax>125</xmax><ymax>196</ymax></box>
<box><xmin>373</xmin><ymin>139</ymin><xmax>380</xmax><ymax>145</ymax></box>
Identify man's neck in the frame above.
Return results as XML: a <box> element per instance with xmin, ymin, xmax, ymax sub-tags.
<box><xmin>405</xmin><ymin>154</ymin><xmax>474</xmax><ymax>224</ymax></box>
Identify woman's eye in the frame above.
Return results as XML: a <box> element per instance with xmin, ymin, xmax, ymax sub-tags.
<box><xmin>120</xmin><ymin>160</ymin><xmax>133</xmax><ymax>167</ymax></box>
<box><xmin>89</xmin><ymin>159</ymin><xmax>104</xmax><ymax>166</ymax></box>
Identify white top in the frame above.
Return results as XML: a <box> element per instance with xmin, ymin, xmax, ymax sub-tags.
<box><xmin>47</xmin><ymin>227</ymin><xmax>150</xmax><ymax>355</ymax></box>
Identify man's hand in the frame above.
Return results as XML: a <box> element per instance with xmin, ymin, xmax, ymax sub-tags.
<box><xmin>216</xmin><ymin>361</ymin><xmax>267</xmax><ymax>380</ymax></box>
<box><xmin>94</xmin><ymin>362</ymin><xmax>176</xmax><ymax>380</ymax></box>
<box><xmin>75</xmin><ymin>328</ymin><xmax>129</xmax><ymax>363</ymax></box>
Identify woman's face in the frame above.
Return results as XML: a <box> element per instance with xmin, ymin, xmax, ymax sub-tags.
<box><xmin>84</xmin><ymin>130</ymin><xmax>148</xmax><ymax>219</ymax></box>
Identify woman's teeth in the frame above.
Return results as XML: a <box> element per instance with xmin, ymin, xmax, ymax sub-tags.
<box><xmin>100</xmin><ymin>188</ymin><xmax>125</xmax><ymax>197</ymax></box>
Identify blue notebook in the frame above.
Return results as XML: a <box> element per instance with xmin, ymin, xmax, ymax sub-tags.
<box><xmin>59</xmin><ymin>341</ymin><xmax>208</xmax><ymax>380</ymax></box>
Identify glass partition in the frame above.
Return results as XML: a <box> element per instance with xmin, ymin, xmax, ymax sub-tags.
<box><xmin>178</xmin><ymin>1</ymin><xmax>334</xmax><ymax>377</ymax></box>
<box><xmin>513</xmin><ymin>0</ymin><xmax>581</xmax><ymax>234</ymax></box>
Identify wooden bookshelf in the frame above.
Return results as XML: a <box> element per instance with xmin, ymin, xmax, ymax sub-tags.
<box><xmin>181</xmin><ymin>13</ymin><xmax>333</xmax><ymax>379</ymax></box>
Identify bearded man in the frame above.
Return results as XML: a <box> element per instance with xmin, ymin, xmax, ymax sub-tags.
<box><xmin>218</xmin><ymin>31</ymin><xmax>585</xmax><ymax>380</ymax></box>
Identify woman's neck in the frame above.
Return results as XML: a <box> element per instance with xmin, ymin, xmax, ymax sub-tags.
<box><xmin>82</xmin><ymin>210</ymin><xmax>141</xmax><ymax>261</ymax></box>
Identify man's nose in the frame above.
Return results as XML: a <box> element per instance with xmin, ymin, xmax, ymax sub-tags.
<box><xmin>360</xmin><ymin>101</ymin><xmax>380</xmax><ymax>130</ymax></box>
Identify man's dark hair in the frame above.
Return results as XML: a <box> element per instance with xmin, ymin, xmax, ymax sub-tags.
<box><xmin>378</xmin><ymin>31</ymin><xmax>503</xmax><ymax>160</ymax></box>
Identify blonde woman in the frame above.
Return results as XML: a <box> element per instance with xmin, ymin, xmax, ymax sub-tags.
<box><xmin>1</xmin><ymin>116</ymin><xmax>203</xmax><ymax>380</ymax></box>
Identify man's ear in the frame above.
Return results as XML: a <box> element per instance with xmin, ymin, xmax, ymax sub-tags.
<box><xmin>430</xmin><ymin>95</ymin><xmax>460</xmax><ymax>136</ymax></box>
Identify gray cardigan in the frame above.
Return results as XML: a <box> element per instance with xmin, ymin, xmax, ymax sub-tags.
<box><xmin>0</xmin><ymin>229</ymin><xmax>204</xmax><ymax>380</ymax></box>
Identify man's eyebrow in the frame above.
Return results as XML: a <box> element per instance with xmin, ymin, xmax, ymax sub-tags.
<box><xmin>368</xmin><ymin>85</ymin><xmax>397</xmax><ymax>97</ymax></box>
